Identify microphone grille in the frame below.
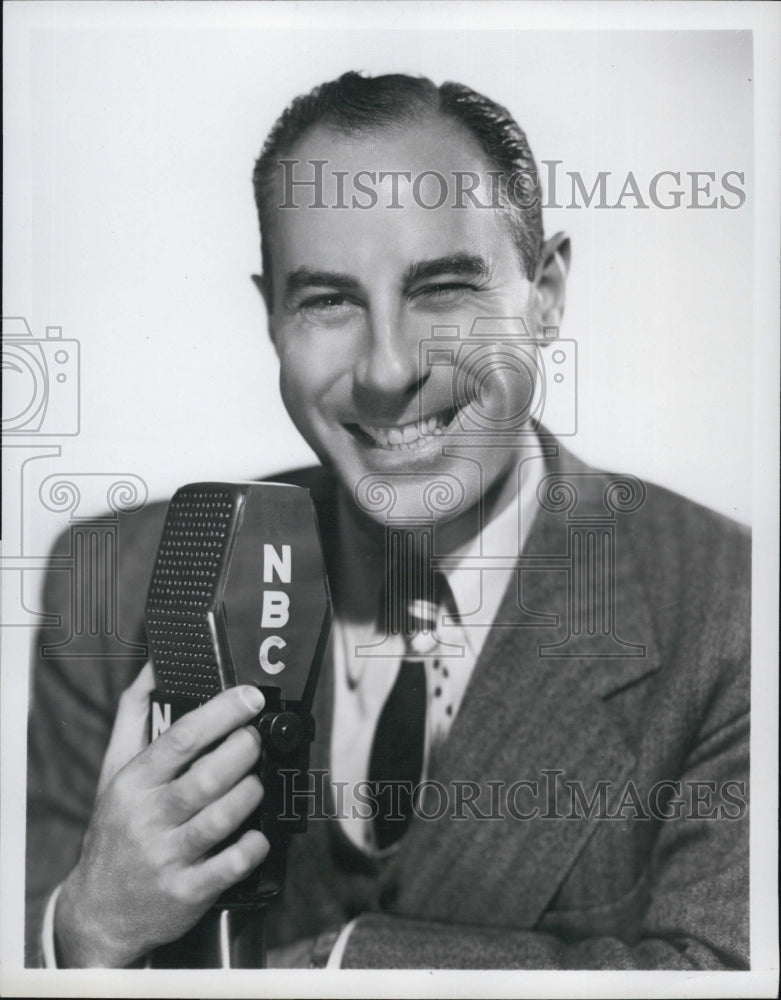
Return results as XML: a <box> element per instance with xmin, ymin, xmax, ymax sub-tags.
<box><xmin>146</xmin><ymin>486</ymin><xmax>236</xmax><ymax>698</ymax></box>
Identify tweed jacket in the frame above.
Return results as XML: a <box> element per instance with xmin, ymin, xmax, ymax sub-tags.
<box><xmin>25</xmin><ymin>444</ymin><xmax>750</xmax><ymax>968</ymax></box>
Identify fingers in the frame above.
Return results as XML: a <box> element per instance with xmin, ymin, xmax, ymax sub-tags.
<box><xmin>127</xmin><ymin>659</ymin><xmax>158</xmax><ymax>698</ymax></box>
<box><xmin>190</xmin><ymin>829</ymin><xmax>269</xmax><ymax>903</ymax></box>
<box><xmin>163</xmin><ymin>725</ymin><xmax>262</xmax><ymax>822</ymax></box>
<box><xmin>178</xmin><ymin>772</ymin><xmax>264</xmax><ymax>859</ymax></box>
<box><xmin>97</xmin><ymin>662</ymin><xmax>157</xmax><ymax>796</ymax></box>
<box><xmin>143</xmin><ymin>685</ymin><xmax>265</xmax><ymax>783</ymax></box>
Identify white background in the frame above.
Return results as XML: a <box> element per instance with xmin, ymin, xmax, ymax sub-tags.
<box><xmin>3</xmin><ymin>2</ymin><xmax>779</xmax><ymax>996</ymax></box>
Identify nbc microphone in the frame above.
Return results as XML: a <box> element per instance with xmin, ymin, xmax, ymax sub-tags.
<box><xmin>144</xmin><ymin>482</ymin><xmax>332</xmax><ymax>967</ymax></box>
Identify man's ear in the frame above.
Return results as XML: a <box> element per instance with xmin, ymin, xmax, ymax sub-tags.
<box><xmin>251</xmin><ymin>273</ymin><xmax>277</xmax><ymax>344</ymax></box>
<box><xmin>533</xmin><ymin>232</ymin><xmax>571</xmax><ymax>329</ymax></box>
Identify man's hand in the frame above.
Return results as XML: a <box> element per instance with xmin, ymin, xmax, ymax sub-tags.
<box><xmin>55</xmin><ymin>665</ymin><xmax>269</xmax><ymax>967</ymax></box>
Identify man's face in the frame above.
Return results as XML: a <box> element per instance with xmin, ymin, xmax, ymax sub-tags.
<box><xmin>266</xmin><ymin>115</ymin><xmax>548</xmax><ymax>527</ymax></box>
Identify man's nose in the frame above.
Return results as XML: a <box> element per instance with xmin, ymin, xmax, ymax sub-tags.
<box><xmin>353</xmin><ymin>304</ymin><xmax>427</xmax><ymax>402</ymax></box>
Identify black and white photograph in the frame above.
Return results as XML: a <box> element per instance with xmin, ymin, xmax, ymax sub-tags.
<box><xmin>2</xmin><ymin>2</ymin><xmax>779</xmax><ymax>997</ymax></box>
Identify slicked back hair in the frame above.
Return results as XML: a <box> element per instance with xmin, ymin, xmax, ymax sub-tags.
<box><xmin>253</xmin><ymin>71</ymin><xmax>544</xmax><ymax>306</ymax></box>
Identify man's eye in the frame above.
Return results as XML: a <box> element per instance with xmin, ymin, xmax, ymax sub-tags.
<box><xmin>413</xmin><ymin>283</ymin><xmax>477</xmax><ymax>304</ymax></box>
<box><xmin>300</xmin><ymin>293</ymin><xmax>357</xmax><ymax>315</ymax></box>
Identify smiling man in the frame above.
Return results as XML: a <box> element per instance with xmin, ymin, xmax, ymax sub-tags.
<box><xmin>26</xmin><ymin>72</ymin><xmax>750</xmax><ymax>970</ymax></box>
<box><xmin>256</xmin><ymin>84</ymin><xmax>567</xmax><ymax>533</ymax></box>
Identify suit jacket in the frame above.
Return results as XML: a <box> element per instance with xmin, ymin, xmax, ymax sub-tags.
<box><xmin>25</xmin><ymin>443</ymin><xmax>750</xmax><ymax>969</ymax></box>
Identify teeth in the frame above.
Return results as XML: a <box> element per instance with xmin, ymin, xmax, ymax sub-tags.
<box><xmin>359</xmin><ymin>410</ymin><xmax>454</xmax><ymax>450</ymax></box>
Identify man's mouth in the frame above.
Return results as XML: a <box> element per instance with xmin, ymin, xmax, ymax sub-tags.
<box><xmin>346</xmin><ymin>405</ymin><xmax>461</xmax><ymax>450</ymax></box>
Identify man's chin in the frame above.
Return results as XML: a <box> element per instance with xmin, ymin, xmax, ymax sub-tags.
<box><xmin>331</xmin><ymin>456</ymin><xmax>481</xmax><ymax>533</ymax></box>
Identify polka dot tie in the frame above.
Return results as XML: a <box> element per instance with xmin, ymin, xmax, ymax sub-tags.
<box><xmin>368</xmin><ymin>574</ymin><xmax>453</xmax><ymax>849</ymax></box>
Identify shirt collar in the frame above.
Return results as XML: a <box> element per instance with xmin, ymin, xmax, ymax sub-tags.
<box><xmin>336</xmin><ymin>434</ymin><xmax>545</xmax><ymax>687</ymax></box>
<box><xmin>444</xmin><ymin>445</ymin><xmax>543</xmax><ymax>632</ymax></box>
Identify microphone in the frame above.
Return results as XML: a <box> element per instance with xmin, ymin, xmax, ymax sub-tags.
<box><xmin>144</xmin><ymin>481</ymin><xmax>332</xmax><ymax>966</ymax></box>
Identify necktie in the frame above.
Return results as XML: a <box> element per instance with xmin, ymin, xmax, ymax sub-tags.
<box><xmin>367</xmin><ymin>575</ymin><xmax>447</xmax><ymax>849</ymax></box>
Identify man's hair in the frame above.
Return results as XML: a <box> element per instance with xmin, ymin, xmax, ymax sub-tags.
<box><xmin>253</xmin><ymin>71</ymin><xmax>544</xmax><ymax>305</ymax></box>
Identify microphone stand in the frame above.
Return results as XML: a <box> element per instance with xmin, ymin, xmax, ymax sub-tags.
<box><xmin>152</xmin><ymin>906</ymin><xmax>268</xmax><ymax>969</ymax></box>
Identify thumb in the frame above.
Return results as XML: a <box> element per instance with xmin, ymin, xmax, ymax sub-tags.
<box><xmin>97</xmin><ymin>661</ymin><xmax>156</xmax><ymax>796</ymax></box>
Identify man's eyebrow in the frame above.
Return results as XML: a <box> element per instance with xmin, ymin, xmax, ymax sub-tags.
<box><xmin>403</xmin><ymin>254</ymin><xmax>491</xmax><ymax>287</ymax></box>
<box><xmin>284</xmin><ymin>268</ymin><xmax>362</xmax><ymax>300</ymax></box>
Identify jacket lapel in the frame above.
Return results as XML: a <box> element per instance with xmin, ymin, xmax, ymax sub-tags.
<box><xmin>390</xmin><ymin>446</ymin><xmax>664</xmax><ymax>927</ymax></box>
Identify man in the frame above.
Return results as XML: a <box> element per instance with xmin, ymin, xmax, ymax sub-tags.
<box><xmin>26</xmin><ymin>72</ymin><xmax>749</xmax><ymax>969</ymax></box>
